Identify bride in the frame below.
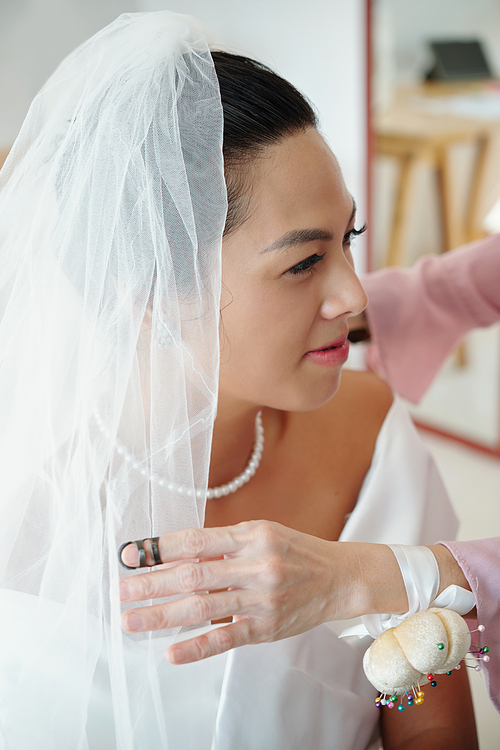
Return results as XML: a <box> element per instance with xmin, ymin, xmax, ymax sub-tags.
<box><xmin>0</xmin><ymin>11</ymin><xmax>477</xmax><ymax>750</ymax></box>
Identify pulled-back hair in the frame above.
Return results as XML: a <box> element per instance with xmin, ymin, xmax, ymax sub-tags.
<box><xmin>211</xmin><ymin>52</ymin><xmax>318</xmax><ymax>235</ymax></box>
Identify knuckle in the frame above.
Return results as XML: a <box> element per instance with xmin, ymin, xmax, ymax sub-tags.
<box><xmin>239</xmin><ymin>618</ymin><xmax>256</xmax><ymax>642</ymax></box>
<box><xmin>133</xmin><ymin>574</ymin><xmax>161</xmax><ymax>601</ymax></box>
<box><xmin>256</xmin><ymin>520</ymin><xmax>280</xmax><ymax>551</ymax></box>
<box><xmin>183</xmin><ymin>528</ymin><xmax>206</xmax><ymax>557</ymax></box>
<box><xmin>178</xmin><ymin>563</ymin><xmax>204</xmax><ymax>592</ymax></box>
<box><xmin>261</xmin><ymin>619</ymin><xmax>280</xmax><ymax>642</ymax></box>
<box><xmin>190</xmin><ymin>594</ymin><xmax>213</xmax><ymax>623</ymax></box>
<box><xmin>213</xmin><ymin>626</ymin><xmax>234</xmax><ymax>654</ymax></box>
<box><xmin>191</xmin><ymin>635</ymin><xmax>210</xmax><ymax>661</ymax></box>
<box><xmin>147</xmin><ymin>605</ymin><xmax>169</xmax><ymax>631</ymax></box>
<box><xmin>230</xmin><ymin>590</ymin><xmax>244</xmax><ymax>612</ymax></box>
<box><xmin>262</xmin><ymin>554</ymin><xmax>285</xmax><ymax>587</ymax></box>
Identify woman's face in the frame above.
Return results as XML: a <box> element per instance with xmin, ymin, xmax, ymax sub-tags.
<box><xmin>219</xmin><ymin>127</ymin><xmax>368</xmax><ymax>413</ymax></box>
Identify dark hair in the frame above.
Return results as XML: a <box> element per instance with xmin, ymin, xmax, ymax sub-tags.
<box><xmin>211</xmin><ymin>52</ymin><xmax>318</xmax><ymax>235</ymax></box>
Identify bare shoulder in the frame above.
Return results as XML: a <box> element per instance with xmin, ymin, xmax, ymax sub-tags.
<box><xmin>290</xmin><ymin>368</ymin><xmax>394</xmax><ymax>438</ymax></box>
<box><xmin>287</xmin><ymin>369</ymin><xmax>394</xmax><ymax>490</ymax></box>
<box><xmin>272</xmin><ymin>370</ymin><xmax>395</xmax><ymax>536</ymax></box>
<box><xmin>320</xmin><ymin>370</ymin><xmax>394</xmax><ymax>483</ymax></box>
<box><xmin>333</xmin><ymin>368</ymin><xmax>394</xmax><ymax>425</ymax></box>
<box><xmin>310</xmin><ymin>369</ymin><xmax>394</xmax><ymax>436</ymax></box>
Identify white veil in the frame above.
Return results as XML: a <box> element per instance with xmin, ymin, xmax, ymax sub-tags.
<box><xmin>0</xmin><ymin>12</ymin><xmax>226</xmax><ymax>748</ymax></box>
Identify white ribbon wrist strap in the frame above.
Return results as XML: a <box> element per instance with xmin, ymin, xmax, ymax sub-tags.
<box><xmin>340</xmin><ymin>544</ymin><xmax>476</xmax><ymax>640</ymax></box>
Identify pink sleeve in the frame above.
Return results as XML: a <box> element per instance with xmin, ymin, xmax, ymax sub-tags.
<box><xmin>363</xmin><ymin>235</ymin><xmax>500</xmax><ymax>403</ymax></box>
<box><xmin>439</xmin><ymin>538</ymin><xmax>500</xmax><ymax>714</ymax></box>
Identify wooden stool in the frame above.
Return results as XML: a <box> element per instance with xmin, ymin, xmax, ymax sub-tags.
<box><xmin>375</xmin><ymin>84</ymin><xmax>494</xmax><ymax>267</ymax></box>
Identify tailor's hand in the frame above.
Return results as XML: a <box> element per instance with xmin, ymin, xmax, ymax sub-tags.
<box><xmin>119</xmin><ymin>520</ymin><xmax>374</xmax><ymax>665</ymax></box>
<box><xmin>348</xmin><ymin>310</ymin><xmax>367</xmax><ymax>332</ymax></box>
<box><xmin>347</xmin><ymin>311</ymin><xmax>371</xmax><ymax>343</ymax></box>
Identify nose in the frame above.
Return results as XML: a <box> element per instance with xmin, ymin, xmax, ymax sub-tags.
<box><xmin>319</xmin><ymin>254</ymin><xmax>368</xmax><ymax>321</ymax></box>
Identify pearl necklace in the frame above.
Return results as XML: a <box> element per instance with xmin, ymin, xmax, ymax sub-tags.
<box><xmin>94</xmin><ymin>410</ymin><xmax>264</xmax><ymax>500</ymax></box>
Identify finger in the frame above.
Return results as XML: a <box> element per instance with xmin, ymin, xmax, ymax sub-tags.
<box><xmin>120</xmin><ymin>524</ymin><xmax>246</xmax><ymax>568</ymax></box>
<box><xmin>119</xmin><ymin>538</ymin><xmax>158</xmax><ymax>568</ymax></box>
<box><xmin>121</xmin><ymin>589</ymin><xmax>252</xmax><ymax>633</ymax></box>
<box><xmin>166</xmin><ymin>620</ymin><xmax>256</xmax><ymax>664</ymax></box>
<box><xmin>119</xmin><ymin>557</ymin><xmax>248</xmax><ymax>603</ymax></box>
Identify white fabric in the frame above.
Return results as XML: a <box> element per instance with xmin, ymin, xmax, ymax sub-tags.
<box><xmin>389</xmin><ymin>544</ymin><xmax>441</xmax><ymax>614</ymax></box>
<box><xmin>0</xmin><ymin>12</ymin><xmax>226</xmax><ymax>749</ymax></box>
<box><xmin>432</xmin><ymin>584</ymin><xmax>476</xmax><ymax>614</ymax></box>
<box><xmin>0</xmin><ymin>398</ymin><xmax>458</xmax><ymax>749</ymax></box>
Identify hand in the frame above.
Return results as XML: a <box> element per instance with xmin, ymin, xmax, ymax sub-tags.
<box><xmin>118</xmin><ymin>520</ymin><xmax>365</xmax><ymax>665</ymax></box>
<box><xmin>348</xmin><ymin>310</ymin><xmax>367</xmax><ymax>332</ymax></box>
<box><xmin>347</xmin><ymin>311</ymin><xmax>371</xmax><ymax>343</ymax></box>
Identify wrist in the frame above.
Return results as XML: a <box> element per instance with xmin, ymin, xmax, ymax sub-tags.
<box><xmin>325</xmin><ymin>542</ymin><xmax>408</xmax><ymax>621</ymax></box>
<box><xmin>426</xmin><ymin>544</ymin><xmax>471</xmax><ymax>595</ymax></box>
<box><xmin>356</xmin><ymin>543</ymin><xmax>409</xmax><ymax>616</ymax></box>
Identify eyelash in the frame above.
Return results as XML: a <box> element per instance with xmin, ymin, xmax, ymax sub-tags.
<box><xmin>287</xmin><ymin>252</ymin><xmax>326</xmax><ymax>276</ymax></box>
<box><xmin>286</xmin><ymin>224</ymin><xmax>367</xmax><ymax>276</ymax></box>
<box><xmin>346</xmin><ymin>223</ymin><xmax>367</xmax><ymax>244</ymax></box>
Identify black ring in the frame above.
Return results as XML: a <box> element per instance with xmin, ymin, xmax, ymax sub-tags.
<box><xmin>150</xmin><ymin>536</ymin><xmax>162</xmax><ymax>566</ymax></box>
<box><xmin>118</xmin><ymin>539</ymin><xmax>147</xmax><ymax>569</ymax></box>
<box><xmin>118</xmin><ymin>538</ymin><xmax>160</xmax><ymax>569</ymax></box>
<box><xmin>136</xmin><ymin>539</ymin><xmax>147</xmax><ymax>567</ymax></box>
<box><xmin>118</xmin><ymin>541</ymin><xmax>136</xmax><ymax>570</ymax></box>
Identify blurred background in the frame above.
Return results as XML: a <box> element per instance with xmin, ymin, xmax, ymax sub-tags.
<box><xmin>370</xmin><ymin>4</ymin><xmax>500</xmax><ymax>744</ymax></box>
<box><xmin>1</xmin><ymin>1</ymin><xmax>499</xmax><ymax>747</ymax></box>
<box><xmin>372</xmin><ymin>0</ymin><xmax>500</xmax><ymax>453</ymax></box>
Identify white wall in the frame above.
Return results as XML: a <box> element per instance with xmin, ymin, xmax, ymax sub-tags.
<box><xmin>0</xmin><ymin>0</ymin><xmax>368</xmax><ymax>270</ymax></box>
<box><xmin>381</xmin><ymin>0</ymin><xmax>500</xmax><ymax>84</ymax></box>
<box><xmin>142</xmin><ymin>0</ymin><xmax>367</xmax><ymax>233</ymax></box>
<box><xmin>0</xmin><ymin>0</ymin><xmax>139</xmax><ymax>146</ymax></box>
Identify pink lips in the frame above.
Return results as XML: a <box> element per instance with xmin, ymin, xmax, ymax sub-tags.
<box><xmin>304</xmin><ymin>335</ymin><xmax>350</xmax><ymax>367</ymax></box>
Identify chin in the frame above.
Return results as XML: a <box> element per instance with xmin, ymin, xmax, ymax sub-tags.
<box><xmin>266</xmin><ymin>368</ymin><xmax>344</xmax><ymax>413</ymax></box>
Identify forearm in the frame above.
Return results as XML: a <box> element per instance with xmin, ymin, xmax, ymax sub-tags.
<box><xmin>380</xmin><ymin>661</ymin><xmax>478</xmax><ymax>750</ymax></box>
<box><xmin>339</xmin><ymin>542</ymin><xmax>472</xmax><ymax>620</ymax></box>
<box><xmin>383</xmin><ymin>728</ymin><xmax>477</xmax><ymax>750</ymax></box>
<box><xmin>361</xmin><ymin>238</ymin><xmax>500</xmax><ymax>403</ymax></box>
<box><xmin>334</xmin><ymin>542</ymin><xmax>407</xmax><ymax>618</ymax></box>
<box><xmin>428</xmin><ymin>543</ymin><xmax>471</xmax><ymax>594</ymax></box>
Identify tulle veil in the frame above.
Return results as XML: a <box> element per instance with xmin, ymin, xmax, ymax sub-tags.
<box><xmin>0</xmin><ymin>11</ymin><xmax>226</xmax><ymax>748</ymax></box>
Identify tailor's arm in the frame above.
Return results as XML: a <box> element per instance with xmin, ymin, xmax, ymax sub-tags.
<box><xmin>359</xmin><ymin>236</ymin><xmax>500</xmax><ymax>403</ymax></box>
<box><xmin>118</xmin><ymin>522</ymin><xmax>473</xmax><ymax>664</ymax></box>
<box><xmin>347</xmin><ymin>310</ymin><xmax>368</xmax><ymax>335</ymax></box>
<box><xmin>380</xmin><ymin>659</ymin><xmax>478</xmax><ymax>750</ymax></box>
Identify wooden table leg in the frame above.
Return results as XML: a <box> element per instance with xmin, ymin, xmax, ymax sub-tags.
<box><xmin>434</xmin><ymin>144</ymin><xmax>462</xmax><ymax>253</ymax></box>
<box><xmin>465</xmin><ymin>133</ymin><xmax>489</xmax><ymax>242</ymax></box>
<box><xmin>435</xmin><ymin>144</ymin><xmax>469</xmax><ymax>365</ymax></box>
<box><xmin>386</xmin><ymin>152</ymin><xmax>415</xmax><ymax>266</ymax></box>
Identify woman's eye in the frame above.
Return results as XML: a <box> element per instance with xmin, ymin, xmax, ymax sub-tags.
<box><xmin>343</xmin><ymin>223</ymin><xmax>367</xmax><ymax>247</ymax></box>
<box><xmin>286</xmin><ymin>252</ymin><xmax>326</xmax><ymax>276</ymax></box>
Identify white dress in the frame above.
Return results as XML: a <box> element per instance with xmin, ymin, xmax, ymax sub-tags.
<box><xmin>0</xmin><ymin>399</ymin><xmax>458</xmax><ymax>750</ymax></box>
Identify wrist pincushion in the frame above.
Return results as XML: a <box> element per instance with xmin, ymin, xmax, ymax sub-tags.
<box><xmin>363</xmin><ymin>607</ymin><xmax>471</xmax><ymax>695</ymax></box>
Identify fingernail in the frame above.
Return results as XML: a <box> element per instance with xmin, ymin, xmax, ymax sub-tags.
<box><xmin>121</xmin><ymin>544</ymin><xmax>139</xmax><ymax>567</ymax></box>
<box><xmin>125</xmin><ymin>613</ymin><xmax>143</xmax><ymax>631</ymax></box>
<box><xmin>169</xmin><ymin>646</ymin><xmax>185</xmax><ymax>664</ymax></box>
<box><xmin>119</xmin><ymin>580</ymin><xmax>130</xmax><ymax>601</ymax></box>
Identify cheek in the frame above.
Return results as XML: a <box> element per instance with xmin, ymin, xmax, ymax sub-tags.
<box><xmin>218</xmin><ymin>275</ymin><xmax>343</xmax><ymax>410</ymax></box>
<box><xmin>220</xmin><ymin>285</ymin><xmax>282</xmax><ymax>358</ymax></box>
<box><xmin>220</xmin><ymin>279</ymin><xmax>318</xmax><ymax>375</ymax></box>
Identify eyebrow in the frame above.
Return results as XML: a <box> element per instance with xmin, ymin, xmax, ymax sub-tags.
<box><xmin>260</xmin><ymin>198</ymin><xmax>357</xmax><ymax>254</ymax></box>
